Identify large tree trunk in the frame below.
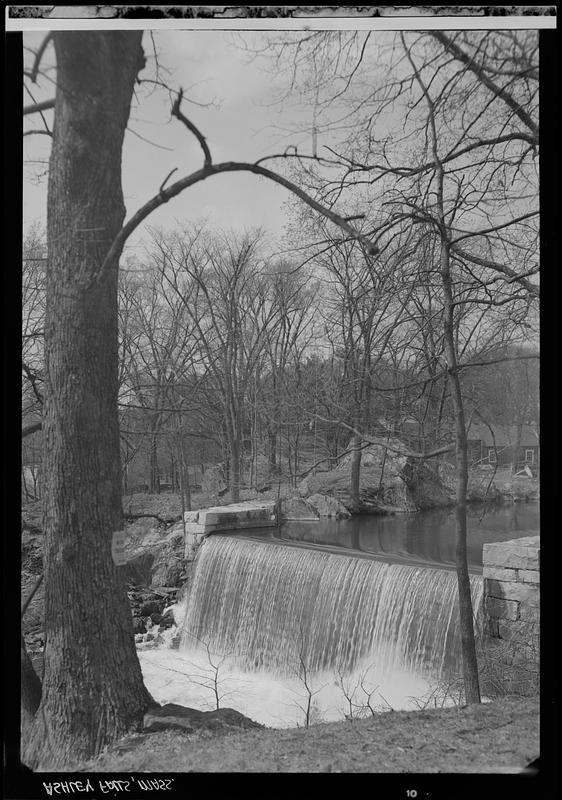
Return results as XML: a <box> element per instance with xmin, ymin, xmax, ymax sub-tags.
<box><xmin>21</xmin><ymin>633</ymin><xmax>42</xmax><ymax>733</ymax></box>
<box><xmin>23</xmin><ymin>32</ymin><xmax>153</xmax><ymax>770</ymax></box>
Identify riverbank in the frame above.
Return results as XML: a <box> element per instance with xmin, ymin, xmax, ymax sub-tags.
<box><xmin>78</xmin><ymin>694</ymin><xmax>538</xmax><ymax>773</ymax></box>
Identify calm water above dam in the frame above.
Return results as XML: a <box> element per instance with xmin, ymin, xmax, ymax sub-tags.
<box><xmin>252</xmin><ymin>502</ymin><xmax>540</xmax><ymax>572</ymax></box>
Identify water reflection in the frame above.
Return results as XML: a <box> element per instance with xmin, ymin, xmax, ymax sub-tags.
<box><xmin>264</xmin><ymin>503</ymin><xmax>539</xmax><ymax>571</ymax></box>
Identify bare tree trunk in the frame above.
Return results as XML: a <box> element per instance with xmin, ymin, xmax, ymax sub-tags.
<box><xmin>230</xmin><ymin>436</ymin><xmax>241</xmax><ymax>503</ymax></box>
<box><xmin>177</xmin><ymin>429</ymin><xmax>191</xmax><ymax>513</ymax></box>
<box><xmin>409</xmin><ymin>46</ymin><xmax>481</xmax><ymax>704</ymax></box>
<box><xmin>349</xmin><ymin>428</ymin><xmax>362</xmax><ymax>510</ymax></box>
<box><xmin>268</xmin><ymin>429</ymin><xmax>278</xmax><ymax>476</ymax></box>
<box><xmin>440</xmin><ymin>240</ymin><xmax>481</xmax><ymax>706</ymax></box>
<box><xmin>512</xmin><ymin>423</ymin><xmax>523</xmax><ymax>475</ymax></box>
<box><xmin>23</xmin><ymin>32</ymin><xmax>153</xmax><ymax>769</ymax></box>
<box><xmin>148</xmin><ymin>423</ymin><xmax>160</xmax><ymax>494</ymax></box>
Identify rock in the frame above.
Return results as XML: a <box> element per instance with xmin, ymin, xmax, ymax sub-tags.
<box><xmin>129</xmin><ymin>586</ymin><xmax>174</xmax><ymax>626</ymax></box>
<box><xmin>201</xmin><ymin>465</ymin><xmax>227</xmax><ymax>496</ymax></box>
<box><xmin>139</xmin><ymin>600</ymin><xmax>160</xmax><ymax>617</ymax></box>
<box><xmin>280</xmin><ymin>496</ymin><xmax>319</xmax><ymax>521</ymax></box>
<box><xmin>307</xmin><ymin>494</ymin><xmax>351</xmax><ymax>519</ymax></box>
<box><xmin>158</xmin><ymin>610</ymin><xmax>176</xmax><ymax>630</ymax></box>
<box><xmin>397</xmin><ymin>459</ymin><xmax>455</xmax><ymax>510</ymax></box>
<box><xmin>143</xmin><ymin>703</ymin><xmax>263</xmax><ymax>735</ymax></box>
<box><xmin>150</xmin><ymin>533</ymin><xmax>185</xmax><ymax>587</ymax></box>
<box><xmin>123</xmin><ymin>524</ymin><xmax>186</xmax><ymax>589</ymax></box>
<box><xmin>133</xmin><ymin>618</ymin><xmax>146</xmax><ymax>635</ymax></box>
<box><xmin>122</xmin><ymin>493</ymin><xmax>183</xmax><ymax>523</ymax></box>
<box><xmin>296</xmin><ymin>443</ymin><xmax>456</xmax><ymax>514</ymax></box>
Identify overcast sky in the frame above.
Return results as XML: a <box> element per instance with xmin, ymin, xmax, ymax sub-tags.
<box><xmin>23</xmin><ymin>19</ymin><xmax>546</xmax><ymax>262</ymax></box>
<box><xmin>23</xmin><ymin>29</ymin><xmax>324</xmax><ymax>253</ymax></box>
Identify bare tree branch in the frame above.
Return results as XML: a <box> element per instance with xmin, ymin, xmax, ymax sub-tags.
<box><xmin>23</xmin><ymin>98</ymin><xmax>55</xmax><ymax>116</ymax></box>
<box><xmin>28</xmin><ymin>33</ymin><xmax>53</xmax><ymax>84</ymax></box>
<box><xmin>171</xmin><ymin>88</ymin><xmax>212</xmax><ymax>167</ymax></box>
<box><xmin>311</xmin><ymin>413</ymin><xmax>454</xmax><ymax>460</ymax></box>
<box><xmin>451</xmin><ymin>245</ymin><xmax>539</xmax><ymax>298</ymax></box>
<box><xmin>22</xmin><ymin>362</ymin><xmax>44</xmax><ymax>405</ymax></box>
<box><xmin>430</xmin><ymin>32</ymin><xmax>539</xmax><ymax>138</ymax></box>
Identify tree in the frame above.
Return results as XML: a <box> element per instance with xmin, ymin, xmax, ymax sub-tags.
<box><xmin>311</xmin><ymin>226</ymin><xmax>414</xmax><ymax>508</ymax></box>
<box><xmin>150</xmin><ymin>227</ymin><xmax>281</xmax><ymax>502</ymax></box>
<box><xmin>22</xmin><ymin>227</ymin><xmax>46</xmax><ymax>494</ymax></box>
<box><xmin>23</xmin><ymin>32</ymin><xmax>152</xmax><ymax>769</ymax></box>
<box><xmin>257</xmin><ymin>28</ymin><xmax>539</xmax><ymax>704</ymax></box>
<box><xmin>23</xmin><ymin>29</ymin><xmax>381</xmax><ymax>766</ymax></box>
<box><xmin>256</xmin><ymin>262</ymin><xmax>316</xmax><ymax>482</ymax></box>
<box><xmin>117</xmin><ymin>261</ymin><xmax>200</xmax><ymax>493</ymax></box>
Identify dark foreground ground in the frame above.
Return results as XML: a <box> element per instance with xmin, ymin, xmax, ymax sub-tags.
<box><xmin>79</xmin><ymin>695</ymin><xmax>539</xmax><ymax>774</ymax></box>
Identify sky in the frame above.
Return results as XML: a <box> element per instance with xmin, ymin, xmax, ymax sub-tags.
<box><xmin>23</xmin><ymin>29</ymin><xmax>323</xmax><ymax>253</ymax></box>
<box><xmin>22</xmin><ymin>20</ymin><xmax>544</xmax><ymax>269</ymax></box>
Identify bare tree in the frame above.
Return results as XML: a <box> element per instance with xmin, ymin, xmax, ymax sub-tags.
<box><xmin>255</xmin><ymin>28</ymin><xmax>539</xmax><ymax>704</ymax></box>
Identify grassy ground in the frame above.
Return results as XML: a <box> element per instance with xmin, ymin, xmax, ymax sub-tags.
<box><xmin>79</xmin><ymin>695</ymin><xmax>538</xmax><ymax>774</ymax></box>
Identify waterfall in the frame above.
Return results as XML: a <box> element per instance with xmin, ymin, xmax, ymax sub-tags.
<box><xmin>179</xmin><ymin>536</ymin><xmax>483</xmax><ymax>681</ymax></box>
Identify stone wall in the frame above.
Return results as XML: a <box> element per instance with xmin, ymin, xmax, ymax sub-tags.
<box><xmin>482</xmin><ymin>535</ymin><xmax>540</xmax><ymax>660</ymax></box>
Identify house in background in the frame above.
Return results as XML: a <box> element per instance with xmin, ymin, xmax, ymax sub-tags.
<box><xmin>466</xmin><ymin>423</ymin><xmax>540</xmax><ymax>472</ymax></box>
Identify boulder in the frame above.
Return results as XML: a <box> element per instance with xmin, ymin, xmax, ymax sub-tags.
<box><xmin>397</xmin><ymin>459</ymin><xmax>455</xmax><ymax>510</ymax></box>
<box><xmin>279</xmin><ymin>496</ymin><xmax>319</xmax><ymax>521</ymax></box>
<box><xmin>139</xmin><ymin>600</ymin><xmax>161</xmax><ymax>617</ymax></box>
<box><xmin>143</xmin><ymin>703</ymin><xmax>263</xmax><ymax>735</ymax></box>
<box><xmin>200</xmin><ymin>465</ymin><xmax>227</xmax><ymax>496</ymax></box>
<box><xmin>150</xmin><ymin>531</ymin><xmax>185</xmax><ymax>588</ymax></box>
<box><xmin>296</xmin><ymin>444</ymin><xmax>455</xmax><ymax>514</ymax></box>
<box><xmin>307</xmin><ymin>493</ymin><xmax>351</xmax><ymax>519</ymax></box>
<box><xmin>123</xmin><ymin>523</ymin><xmax>186</xmax><ymax>589</ymax></box>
